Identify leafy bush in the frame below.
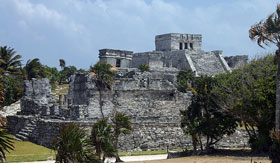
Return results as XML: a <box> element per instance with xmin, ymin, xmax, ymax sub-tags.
<box><xmin>180</xmin><ymin>75</ymin><xmax>237</xmax><ymax>151</ymax></box>
<box><xmin>138</xmin><ymin>64</ymin><xmax>150</xmax><ymax>72</ymax></box>
<box><xmin>269</xmin><ymin>129</ymin><xmax>280</xmax><ymax>163</ymax></box>
<box><xmin>52</xmin><ymin>123</ymin><xmax>101</xmax><ymax>163</ymax></box>
<box><xmin>0</xmin><ymin>127</ymin><xmax>14</xmax><ymax>162</ymax></box>
<box><xmin>91</xmin><ymin>119</ymin><xmax>116</xmax><ymax>162</ymax></box>
<box><xmin>214</xmin><ymin>55</ymin><xmax>276</xmax><ymax>152</ymax></box>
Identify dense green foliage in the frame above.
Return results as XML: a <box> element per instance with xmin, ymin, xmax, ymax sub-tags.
<box><xmin>180</xmin><ymin>75</ymin><xmax>237</xmax><ymax>151</ymax></box>
<box><xmin>0</xmin><ymin>46</ymin><xmax>23</xmax><ymax>107</ymax></box>
<box><xmin>249</xmin><ymin>4</ymin><xmax>280</xmax><ymax>162</ymax></box>
<box><xmin>90</xmin><ymin>62</ymin><xmax>115</xmax><ymax>90</ymax></box>
<box><xmin>138</xmin><ymin>64</ymin><xmax>150</xmax><ymax>72</ymax></box>
<box><xmin>91</xmin><ymin>119</ymin><xmax>116</xmax><ymax>162</ymax></box>
<box><xmin>0</xmin><ymin>128</ymin><xmax>14</xmax><ymax>162</ymax></box>
<box><xmin>0</xmin><ymin>46</ymin><xmax>86</xmax><ymax>107</ymax></box>
<box><xmin>176</xmin><ymin>68</ymin><xmax>196</xmax><ymax>93</ymax></box>
<box><xmin>214</xmin><ymin>55</ymin><xmax>276</xmax><ymax>152</ymax></box>
<box><xmin>179</xmin><ymin>55</ymin><xmax>277</xmax><ymax>153</ymax></box>
<box><xmin>0</xmin><ymin>46</ymin><xmax>22</xmax><ymax>75</ymax></box>
<box><xmin>52</xmin><ymin>123</ymin><xmax>101</xmax><ymax>163</ymax></box>
<box><xmin>22</xmin><ymin>58</ymin><xmax>47</xmax><ymax>80</ymax></box>
<box><xmin>90</xmin><ymin>62</ymin><xmax>115</xmax><ymax>118</ymax></box>
<box><xmin>112</xmin><ymin>112</ymin><xmax>132</xmax><ymax>162</ymax></box>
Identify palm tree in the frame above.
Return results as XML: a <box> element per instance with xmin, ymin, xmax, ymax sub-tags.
<box><xmin>52</xmin><ymin>123</ymin><xmax>101</xmax><ymax>163</ymax></box>
<box><xmin>22</xmin><ymin>58</ymin><xmax>47</xmax><ymax>80</ymax></box>
<box><xmin>0</xmin><ymin>127</ymin><xmax>14</xmax><ymax>162</ymax></box>
<box><xmin>91</xmin><ymin>119</ymin><xmax>116</xmax><ymax>162</ymax></box>
<box><xmin>249</xmin><ymin>4</ymin><xmax>280</xmax><ymax>132</ymax></box>
<box><xmin>0</xmin><ymin>46</ymin><xmax>22</xmax><ymax>75</ymax></box>
<box><xmin>112</xmin><ymin>112</ymin><xmax>132</xmax><ymax>162</ymax></box>
<box><xmin>138</xmin><ymin>64</ymin><xmax>150</xmax><ymax>72</ymax></box>
<box><xmin>90</xmin><ymin>62</ymin><xmax>115</xmax><ymax>119</ymax></box>
<box><xmin>59</xmin><ymin>59</ymin><xmax>66</xmax><ymax>70</ymax></box>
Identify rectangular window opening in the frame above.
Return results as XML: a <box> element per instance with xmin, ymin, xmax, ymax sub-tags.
<box><xmin>179</xmin><ymin>42</ymin><xmax>183</xmax><ymax>50</ymax></box>
<box><xmin>184</xmin><ymin>43</ymin><xmax>188</xmax><ymax>49</ymax></box>
<box><xmin>190</xmin><ymin>43</ymin><xmax>193</xmax><ymax>49</ymax></box>
<box><xmin>116</xmin><ymin>59</ymin><xmax>121</xmax><ymax>67</ymax></box>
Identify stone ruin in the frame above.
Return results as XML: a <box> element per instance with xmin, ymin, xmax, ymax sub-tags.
<box><xmin>7</xmin><ymin>33</ymin><xmax>249</xmax><ymax>151</ymax></box>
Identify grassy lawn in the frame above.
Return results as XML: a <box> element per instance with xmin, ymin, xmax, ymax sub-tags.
<box><xmin>6</xmin><ymin>140</ymin><xmax>55</xmax><ymax>162</ymax></box>
<box><xmin>4</xmin><ymin>138</ymin><xmax>172</xmax><ymax>162</ymax></box>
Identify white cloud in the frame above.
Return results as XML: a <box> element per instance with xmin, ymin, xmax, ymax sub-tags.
<box><xmin>0</xmin><ymin>0</ymin><xmax>279</xmax><ymax>68</ymax></box>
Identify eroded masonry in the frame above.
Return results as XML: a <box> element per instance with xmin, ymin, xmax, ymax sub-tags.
<box><xmin>7</xmin><ymin>33</ymin><xmax>249</xmax><ymax>151</ymax></box>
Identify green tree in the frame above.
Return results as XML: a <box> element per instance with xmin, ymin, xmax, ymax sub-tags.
<box><xmin>44</xmin><ymin>66</ymin><xmax>60</xmax><ymax>90</ymax></box>
<box><xmin>59</xmin><ymin>66</ymin><xmax>77</xmax><ymax>84</ymax></box>
<box><xmin>52</xmin><ymin>123</ymin><xmax>101</xmax><ymax>163</ymax></box>
<box><xmin>59</xmin><ymin>59</ymin><xmax>66</xmax><ymax>70</ymax></box>
<box><xmin>249</xmin><ymin>4</ymin><xmax>280</xmax><ymax>134</ymax></box>
<box><xmin>0</xmin><ymin>128</ymin><xmax>14</xmax><ymax>162</ymax></box>
<box><xmin>138</xmin><ymin>64</ymin><xmax>150</xmax><ymax>72</ymax></box>
<box><xmin>214</xmin><ymin>55</ymin><xmax>276</xmax><ymax>152</ymax></box>
<box><xmin>22</xmin><ymin>58</ymin><xmax>47</xmax><ymax>80</ymax></box>
<box><xmin>2</xmin><ymin>74</ymin><xmax>23</xmax><ymax>106</ymax></box>
<box><xmin>90</xmin><ymin>62</ymin><xmax>115</xmax><ymax>118</ymax></box>
<box><xmin>180</xmin><ymin>75</ymin><xmax>237</xmax><ymax>151</ymax></box>
<box><xmin>91</xmin><ymin>119</ymin><xmax>116</xmax><ymax>162</ymax></box>
<box><xmin>176</xmin><ymin>68</ymin><xmax>196</xmax><ymax>94</ymax></box>
<box><xmin>112</xmin><ymin>112</ymin><xmax>132</xmax><ymax>162</ymax></box>
<box><xmin>0</xmin><ymin>46</ymin><xmax>22</xmax><ymax>75</ymax></box>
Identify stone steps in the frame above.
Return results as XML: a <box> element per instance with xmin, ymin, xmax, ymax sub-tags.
<box><xmin>14</xmin><ymin>119</ymin><xmax>37</xmax><ymax>141</ymax></box>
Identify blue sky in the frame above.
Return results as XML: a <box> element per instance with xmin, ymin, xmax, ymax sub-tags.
<box><xmin>0</xmin><ymin>0</ymin><xmax>279</xmax><ymax>69</ymax></box>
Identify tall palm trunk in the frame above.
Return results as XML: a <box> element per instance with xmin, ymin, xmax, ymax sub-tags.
<box><xmin>98</xmin><ymin>87</ymin><xmax>105</xmax><ymax>119</ymax></box>
<box><xmin>114</xmin><ymin>138</ymin><xmax>123</xmax><ymax>162</ymax></box>
<box><xmin>276</xmin><ymin>48</ymin><xmax>280</xmax><ymax>131</ymax></box>
<box><xmin>114</xmin><ymin>132</ymin><xmax>123</xmax><ymax>162</ymax></box>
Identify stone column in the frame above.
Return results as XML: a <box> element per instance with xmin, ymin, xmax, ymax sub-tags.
<box><xmin>59</xmin><ymin>95</ymin><xmax>64</xmax><ymax>106</ymax></box>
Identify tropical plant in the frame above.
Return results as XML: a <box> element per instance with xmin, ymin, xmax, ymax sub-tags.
<box><xmin>91</xmin><ymin>119</ymin><xmax>116</xmax><ymax>162</ymax></box>
<box><xmin>22</xmin><ymin>58</ymin><xmax>47</xmax><ymax>80</ymax></box>
<box><xmin>249</xmin><ymin>4</ymin><xmax>280</xmax><ymax>134</ymax></box>
<box><xmin>0</xmin><ymin>46</ymin><xmax>22</xmax><ymax>75</ymax></box>
<box><xmin>59</xmin><ymin>66</ymin><xmax>77</xmax><ymax>84</ymax></box>
<box><xmin>0</xmin><ymin>127</ymin><xmax>14</xmax><ymax>162</ymax></box>
<box><xmin>59</xmin><ymin>59</ymin><xmax>66</xmax><ymax>70</ymax></box>
<box><xmin>176</xmin><ymin>68</ymin><xmax>196</xmax><ymax>94</ymax></box>
<box><xmin>52</xmin><ymin>123</ymin><xmax>101</xmax><ymax>163</ymax></box>
<box><xmin>138</xmin><ymin>64</ymin><xmax>150</xmax><ymax>72</ymax></box>
<box><xmin>112</xmin><ymin>112</ymin><xmax>132</xmax><ymax>162</ymax></box>
<box><xmin>2</xmin><ymin>73</ymin><xmax>24</xmax><ymax>106</ymax></box>
<box><xmin>213</xmin><ymin>55</ymin><xmax>276</xmax><ymax>152</ymax></box>
<box><xmin>90</xmin><ymin>62</ymin><xmax>115</xmax><ymax>118</ymax></box>
<box><xmin>180</xmin><ymin>75</ymin><xmax>237</xmax><ymax>151</ymax></box>
<box><xmin>44</xmin><ymin>66</ymin><xmax>60</xmax><ymax>90</ymax></box>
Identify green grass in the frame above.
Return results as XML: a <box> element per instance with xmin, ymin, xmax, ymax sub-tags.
<box><xmin>5</xmin><ymin>138</ymin><xmax>175</xmax><ymax>162</ymax></box>
<box><xmin>6</xmin><ymin>139</ymin><xmax>55</xmax><ymax>162</ymax></box>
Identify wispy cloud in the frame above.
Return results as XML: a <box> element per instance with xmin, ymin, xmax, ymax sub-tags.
<box><xmin>0</xmin><ymin>0</ymin><xmax>278</xmax><ymax>68</ymax></box>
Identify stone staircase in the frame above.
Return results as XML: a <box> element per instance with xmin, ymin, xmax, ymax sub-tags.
<box><xmin>14</xmin><ymin>119</ymin><xmax>37</xmax><ymax>141</ymax></box>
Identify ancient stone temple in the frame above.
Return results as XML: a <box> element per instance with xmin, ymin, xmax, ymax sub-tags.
<box><xmin>7</xmin><ymin>33</ymin><xmax>249</xmax><ymax>151</ymax></box>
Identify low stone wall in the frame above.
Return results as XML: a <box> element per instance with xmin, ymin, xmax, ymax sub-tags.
<box><xmin>7</xmin><ymin>115</ymin><xmax>249</xmax><ymax>151</ymax></box>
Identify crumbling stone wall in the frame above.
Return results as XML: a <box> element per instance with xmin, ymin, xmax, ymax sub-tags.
<box><xmin>7</xmin><ymin>72</ymin><xmax>249</xmax><ymax>151</ymax></box>
<box><xmin>224</xmin><ymin>55</ymin><xmax>248</xmax><ymax>69</ymax></box>
<box><xmin>20</xmin><ymin>78</ymin><xmax>57</xmax><ymax>116</ymax></box>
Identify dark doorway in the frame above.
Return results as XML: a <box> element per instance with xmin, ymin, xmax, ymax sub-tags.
<box><xmin>190</xmin><ymin>43</ymin><xmax>193</xmax><ymax>49</ymax></box>
<box><xmin>179</xmin><ymin>42</ymin><xmax>183</xmax><ymax>50</ymax></box>
<box><xmin>184</xmin><ymin>43</ymin><xmax>188</xmax><ymax>49</ymax></box>
<box><xmin>116</xmin><ymin>59</ymin><xmax>121</xmax><ymax>67</ymax></box>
